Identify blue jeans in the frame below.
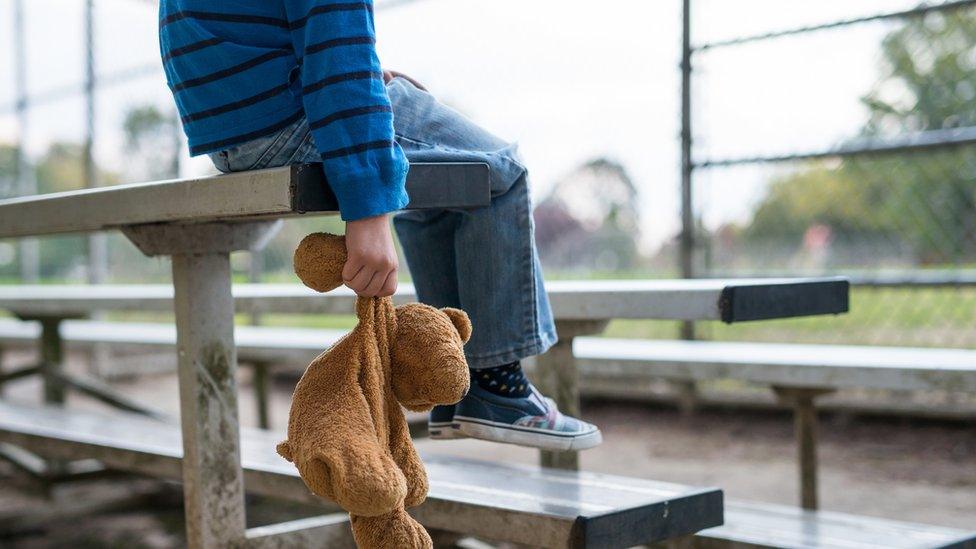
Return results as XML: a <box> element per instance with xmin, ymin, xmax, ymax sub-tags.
<box><xmin>210</xmin><ymin>77</ymin><xmax>557</xmax><ymax>368</ymax></box>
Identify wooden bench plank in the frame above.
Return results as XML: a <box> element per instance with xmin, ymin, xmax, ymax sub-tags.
<box><xmin>0</xmin><ymin>401</ymin><xmax>723</xmax><ymax>548</ymax></box>
<box><xmin>6</xmin><ymin>320</ymin><xmax>971</xmax><ymax>394</ymax></box>
<box><xmin>702</xmin><ymin>499</ymin><xmax>976</xmax><ymax>549</ymax></box>
<box><xmin>0</xmin><ymin>319</ymin><xmax>345</xmax><ymax>365</ymax></box>
<box><xmin>573</xmin><ymin>338</ymin><xmax>976</xmax><ymax>392</ymax></box>
<box><xmin>0</xmin><ymin>163</ymin><xmax>490</xmax><ymax>239</ymax></box>
<box><xmin>0</xmin><ymin>277</ymin><xmax>849</xmax><ymax>322</ymax></box>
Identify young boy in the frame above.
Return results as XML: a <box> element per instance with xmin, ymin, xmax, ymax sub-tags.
<box><xmin>159</xmin><ymin>0</ymin><xmax>601</xmax><ymax>451</ymax></box>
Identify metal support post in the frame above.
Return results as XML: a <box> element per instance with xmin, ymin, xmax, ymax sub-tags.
<box><xmin>252</xmin><ymin>361</ymin><xmax>271</xmax><ymax>430</ymax></box>
<box><xmin>535</xmin><ymin>319</ymin><xmax>609</xmax><ymax>470</ymax></box>
<box><xmin>773</xmin><ymin>386</ymin><xmax>835</xmax><ymax>510</ymax></box>
<box><xmin>123</xmin><ymin>220</ymin><xmax>279</xmax><ymax>548</ymax></box>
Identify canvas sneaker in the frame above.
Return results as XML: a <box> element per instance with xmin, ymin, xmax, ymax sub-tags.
<box><xmin>428</xmin><ymin>404</ymin><xmax>467</xmax><ymax>440</ymax></box>
<box><xmin>441</xmin><ymin>383</ymin><xmax>601</xmax><ymax>451</ymax></box>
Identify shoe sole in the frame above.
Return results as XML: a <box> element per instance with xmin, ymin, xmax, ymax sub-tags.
<box><xmin>454</xmin><ymin>416</ymin><xmax>602</xmax><ymax>451</ymax></box>
<box><xmin>428</xmin><ymin>421</ymin><xmax>466</xmax><ymax>440</ymax></box>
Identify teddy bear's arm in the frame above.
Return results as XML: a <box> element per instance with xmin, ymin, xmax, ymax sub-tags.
<box><xmin>387</xmin><ymin>404</ymin><xmax>429</xmax><ymax>507</ymax></box>
<box><xmin>286</xmin><ymin>353</ymin><xmax>409</xmax><ymax>517</ymax></box>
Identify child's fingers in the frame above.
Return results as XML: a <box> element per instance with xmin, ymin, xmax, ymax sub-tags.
<box><xmin>363</xmin><ymin>268</ymin><xmax>391</xmax><ymax>297</ymax></box>
<box><xmin>341</xmin><ymin>260</ymin><xmax>364</xmax><ymax>284</ymax></box>
<box><xmin>345</xmin><ymin>266</ymin><xmax>375</xmax><ymax>294</ymax></box>
<box><xmin>377</xmin><ymin>270</ymin><xmax>398</xmax><ymax>297</ymax></box>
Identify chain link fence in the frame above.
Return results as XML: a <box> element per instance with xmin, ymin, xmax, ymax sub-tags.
<box><xmin>684</xmin><ymin>0</ymin><xmax>976</xmax><ymax>350</ymax></box>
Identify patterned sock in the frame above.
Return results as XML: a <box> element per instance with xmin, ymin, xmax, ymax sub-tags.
<box><xmin>471</xmin><ymin>361</ymin><xmax>531</xmax><ymax>398</ymax></box>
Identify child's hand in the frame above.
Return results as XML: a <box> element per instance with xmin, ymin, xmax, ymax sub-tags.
<box><xmin>342</xmin><ymin>214</ymin><xmax>399</xmax><ymax>297</ymax></box>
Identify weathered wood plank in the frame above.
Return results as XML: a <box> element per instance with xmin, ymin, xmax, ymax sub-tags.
<box><xmin>573</xmin><ymin>338</ymin><xmax>976</xmax><ymax>392</ymax></box>
<box><xmin>0</xmin><ymin>277</ymin><xmax>849</xmax><ymax>322</ymax></box>
<box><xmin>702</xmin><ymin>499</ymin><xmax>976</xmax><ymax>549</ymax></box>
<box><xmin>0</xmin><ymin>163</ymin><xmax>490</xmax><ymax>239</ymax></box>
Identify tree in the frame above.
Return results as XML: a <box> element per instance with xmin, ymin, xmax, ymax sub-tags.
<box><xmin>742</xmin><ymin>8</ymin><xmax>976</xmax><ymax>265</ymax></box>
<box><xmin>123</xmin><ymin>105</ymin><xmax>181</xmax><ymax>182</ymax></box>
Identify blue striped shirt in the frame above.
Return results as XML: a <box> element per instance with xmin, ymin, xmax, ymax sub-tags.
<box><xmin>159</xmin><ymin>0</ymin><xmax>409</xmax><ymax>220</ymax></box>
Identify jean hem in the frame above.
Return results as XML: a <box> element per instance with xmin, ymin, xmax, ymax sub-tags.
<box><xmin>466</xmin><ymin>330</ymin><xmax>558</xmax><ymax>369</ymax></box>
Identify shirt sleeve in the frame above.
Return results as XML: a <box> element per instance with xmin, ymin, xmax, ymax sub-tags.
<box><xmin>283</xmin><ymin>0</ymin><xmax>409</xmax><ymax>221</ymax></box>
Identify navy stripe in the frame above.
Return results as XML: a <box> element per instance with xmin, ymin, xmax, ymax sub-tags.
<box><xmin>321</xmin><ymin>139</ymin><xmax>393</xmax><ymax>160</ymax></box>
<box><xmin>160</xmin><ymin>11</ymin><xmax>288</xmax><ymax>29</ymax></box>
<box><xmin>302</xmin><ymin>71</ymin><xmax>381</xmax><ymax>96</ymax></box>
<box><xmin>308</xmin><ymin>105</ymin><xmax>391</xmax><ymax>131</ymax></box>
<box><xmin>289</xmin><ymin>2</ymin><xmax>369</xmax><ymax>31</ymax></box>
<box><xmin>163</xmin><ymin>37</ymin><xmax>224</xmax><ymax>62</ymax></box>
<box><xmin>305</xmin><ymin>35</ymin><xmax>375</xmax><ymax>56</ymax></box>
<box><xmin>172</xmin><ymin>50</ymin><xmax>290</xmax><ymax>92</ymax></box>
<box><xmin>182</xmin><ymin>83</ymin><xmax>292</xmax><ymax>124</ymax></box>
<box><xmin>192</xmin><ymin>110</ymin><xmax>304</xmax><ymax>154</ymax></box>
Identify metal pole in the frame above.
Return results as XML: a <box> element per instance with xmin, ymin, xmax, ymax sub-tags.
<box><xmin>84</xmin><ymin>0</ymin><xmax>108</xmax><ymax>284</ymax></box>
<box><xmin>679</xmin><ymin>0</ymin><xmax>695</xmax><ymax>343</ymax></box>
<box><xmin>172</xmin><ymin>252</ymin><xmax>247</xmax><ymax>546</ymax></box>
<box><xmin>121</xmin><ymin>220</ymin><xmax>278</xmax><ymax>547</ymax></box>
<box><xmin>13</xmin><ymin>0</ymin><xmax>39</xmax><ymax>282</ymax></box>
<box><xmin>171</xmin><ymin>115</ymin><xmax>182</xmax><ymax>178</ymax></box>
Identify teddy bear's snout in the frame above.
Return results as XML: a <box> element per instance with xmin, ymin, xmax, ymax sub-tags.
<box><xmin>394</xmin><ymin>353</ymin><xmax>470</xmax><ymax>411</ymax></box>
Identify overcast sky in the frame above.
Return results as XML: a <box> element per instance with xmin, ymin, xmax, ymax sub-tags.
<box><xmin>0</xmin><ymin>0</ymin><xmax>932</xmax><ymax>249</ymax></box>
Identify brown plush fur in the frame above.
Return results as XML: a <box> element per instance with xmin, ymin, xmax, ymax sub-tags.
<box><xmin>278</xmin><ymin>233</ymin><xmax>471</xmax><ymax>548</ymax></box>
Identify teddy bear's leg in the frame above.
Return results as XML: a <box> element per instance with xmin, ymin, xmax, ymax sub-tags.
<box><xmin>286</xmin><ymin>373</ymin><xmax>409</xmax><ymax>517</ymax></box>
<box><xmin>351</xmin><ymin>507</ymin><xmax>432</xmax><ymax>549</ymax></box>
<box><xmin>303</xmin><ymin>442</ymin><xmax>408</xmax><ymax>517</ymax></box>
<box><xmin>388</xmin><ymin>406</ymin><xmax>429</xmax><ymax>507</ymax></box>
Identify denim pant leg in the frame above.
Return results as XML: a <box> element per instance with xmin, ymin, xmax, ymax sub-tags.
<box><xmin>387</xmin><ymin>78</ymin><xmax>557</xmax><ymax>368</ymax></box>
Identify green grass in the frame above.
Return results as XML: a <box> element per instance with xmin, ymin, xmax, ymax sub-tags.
<box><xmin>606</xmin><ymin>286</ymin><xmax>976</xmax><ymax>349</ymax></box>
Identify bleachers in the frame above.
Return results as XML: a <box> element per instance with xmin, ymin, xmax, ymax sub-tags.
<box><xmin>0</xmin><ymin>400</ymin><xmax>724</xmax><ymax>548</ymax></box>
<box><xmin>0</xmin><ymin>162</ymin><xmax>735</xmax><ymax>547</ymax></box>
<box><xmin>5</xmin><ymin>318</ymin><xmax>976</xmax><ymax>547</ymax></box>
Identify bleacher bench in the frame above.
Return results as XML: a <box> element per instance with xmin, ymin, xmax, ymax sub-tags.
<box><xmin>0</xmin><ymin>400</ymin><xmax>723</xmax><ymax>548</ymax></box>
<box><xmin>700</xmin><ymin>500</ymin><xmax>976</xmax><ymax>549</ymax></box>
<box><xmin>573</xmin><ymin>338</ymin><xmax>976</xmax><ymax>394</ymax></box>
<box><xmin>5</xmin><ymin>319</ymin><xmax>974</xmax><ymax>547</ymax></box>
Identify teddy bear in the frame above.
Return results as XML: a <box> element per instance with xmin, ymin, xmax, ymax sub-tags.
<box><xmin>276</xmin><ymin>232</ymin><xmax>471</xmax><ymax>548</ymax></box>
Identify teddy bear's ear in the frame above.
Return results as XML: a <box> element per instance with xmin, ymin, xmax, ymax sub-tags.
<box><xmin>293</xmin><ymin>233</ymin><xmax>347</xmax><ymax>293</ymax></box>
<box><xmin>441</xmin><ymin>307</ymin><xmax>472</xmax><ymax>343</ymax></box>
<box><xmin>276</xmin><ymin>440</ymin><xmax>294</xmax><ymax>463</ymax></box>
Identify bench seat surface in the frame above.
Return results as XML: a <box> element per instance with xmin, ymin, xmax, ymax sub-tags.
<box><xmin>575</xmin><ymin>338</ymin><xmax>976</xmax><ymax>392</ymax></box>
<box><xmin>704</xmin><ymin>499</ymin><xmax>976</xmax><ymax>549</ymax></box>
<box><xmin>0</xmin><ymin>277</ymin><xmax>848</xmax><ymax>322</ymax></box>
<box><xmin>0</xmin><ymin>163</ymin><xmax>490</xmax><ymax>239</ymax></box>
<box><xmin>0</xmin><ymin>401</ymin><xmax>722</xmax><ymax>547</ymax></box>
<box><xmin>4</xmin><ymin>319</ymin><xmax>973</xmax><ymax>392</ymax></box>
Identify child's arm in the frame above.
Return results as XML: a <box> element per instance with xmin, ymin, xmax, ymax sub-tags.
<box><xmin>282</xmin><ymin>0</ymin><xmax>406</xmax><ymax>296</ymax></box>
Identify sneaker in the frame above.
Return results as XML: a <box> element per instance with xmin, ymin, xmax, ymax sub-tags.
<box><xmin>452</xmin><ymin>383</ymin><xmax>602</xmax><ymax>451</ymax></box>
<box><xmin>428</xmin><ymin>404</ymin><xmax>466</xmax><ymax>439</ymax></box>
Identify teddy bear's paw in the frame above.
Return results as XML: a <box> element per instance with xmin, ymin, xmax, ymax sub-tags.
<box><xmin>392</xmin><ymin>447</ymin><xmax>428</xmax><ymax>508</ymax></box>
<box><xmin>351</xmin><ymin>508</ymin><xmax>432</xmax><ymax>549</ymax></box>
<box><xmin>301</xmin><ymin>448</ymin><xmax>408</xmax><ymax>517</ymax></box>
<box><xmin>403</xmin><ymin>473</ymin><xmax>428</xmax><ymax>508</ymax></box>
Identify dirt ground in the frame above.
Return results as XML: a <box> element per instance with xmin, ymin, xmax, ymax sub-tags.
<box><xmin>1</xmin><ymin>350</ymin><xmax>974</xmax><ymax>547</ymax></box>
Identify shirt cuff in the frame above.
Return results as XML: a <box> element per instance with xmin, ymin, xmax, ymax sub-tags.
<box><xmin>330</xmin><ymin>163</ymin><xmax>411</xmax><ymax>221</ymax></box>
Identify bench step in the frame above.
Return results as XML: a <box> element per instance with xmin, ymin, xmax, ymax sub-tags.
<box><xmin>0</xmin><ymin>318</ymin><xmax>345</xmax><ymax>365</ymax></box>
<box><xmin>0</xmin><ymin>401</ymin><xmax>722</xmax><ymax>548</ymax></box>
<box><xmin>574</xmin><ymin>338</ymin><xmax>976</xmax><ymax>393</ymax></box>
<box><xmin>701</xmin><ymin>499</ymin><xmax>976</xmax><ymax>549</ymax></box>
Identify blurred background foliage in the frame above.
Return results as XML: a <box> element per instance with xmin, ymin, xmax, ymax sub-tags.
<box><xmin>1</xmin><ymin>4</ymin><xmax>974</xmax><ymax>349</ymax></box>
